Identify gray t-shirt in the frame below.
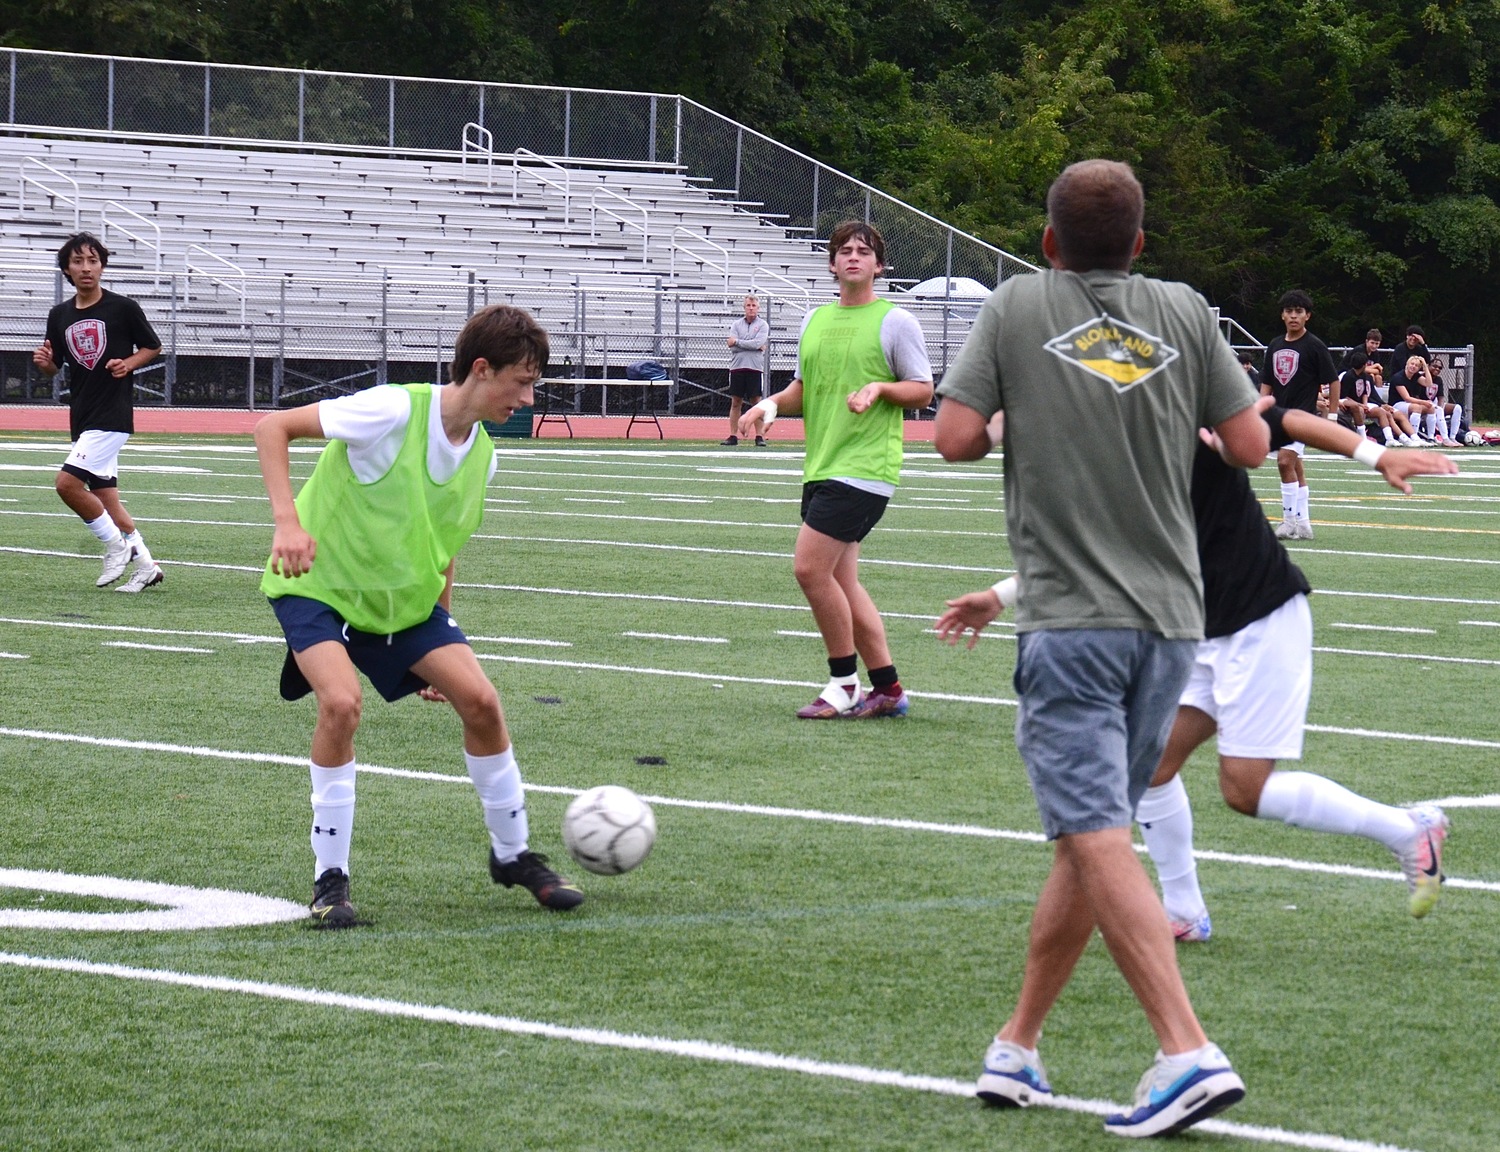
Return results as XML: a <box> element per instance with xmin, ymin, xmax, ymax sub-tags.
<box><xmin>729</xmin><ymin>316</ymin><xmax>770</xmax><ymax>371</ymax></box>
<box><xmin>937</xmin><ymin>269</ymin><xmax>1257</xmax><ymax>639</ymax></box>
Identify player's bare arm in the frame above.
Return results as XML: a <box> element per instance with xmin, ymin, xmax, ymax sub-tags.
<box><xmin>1211</xmin><ymin>399</ymin><xmax>1272</xmax><ymax>467</ymax></box>
<box><xmin>738</xmin><ymin>377</ymin><xmax>803</xmax><ymax>438</ymax></box>
<box><xmin>105</xmin><ymin>344</ymin><xmax>162</xmax><ymax>379</ymax></box>
<box><xmin>255</xmin><ymin>404</ymin><xmax>325</xmax><ymax>577</ymax></box>
<box><xmin>1279</xmin><ymin>407</ymin><xmax>1458</xmax><ymax>494</ymax></box>
<box><xmin>933</xmin><ymin>396</ymin><xmax>996</xmax><ymax>462</ymax></box>
<box><xmin>847</xmin><ymin>378</ymin><xmax>935</xmax><ymax>414</ymax></box>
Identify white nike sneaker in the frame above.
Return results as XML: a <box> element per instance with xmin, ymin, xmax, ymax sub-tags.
<box><xmin>1395</xmin><ymin>805</ymin><xmax>1449</xmax><ymax>918</ymax></box>
<box><xmin>97</xmin><ymin>538</ymin><xmax>134</xmax><ymax>586</ymax></box>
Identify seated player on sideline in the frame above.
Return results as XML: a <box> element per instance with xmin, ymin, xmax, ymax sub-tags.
<box><xmin>937</xmin><ymin>402</ymin><xmax>1458</xmax><ymax>937</ymax></box>
<box><xmin>1339</xmin><ymin>358</ymin><xmax>1413</xmax><ymax>446</ymax></box>
<box><xmin>255</xmin><ymin>305</ymin><xmax>583</xmax><ymax>927</ymax></box>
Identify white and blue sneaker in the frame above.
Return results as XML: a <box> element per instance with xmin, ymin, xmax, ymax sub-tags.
<box><xmin>976</xmin><ymin>1038</ymin><xmax>1052</xmax><ymax>1108</ymax></box>
<box><xmin>1104</xmin><ymin>1044</ymin><xmax>1244</xmax><ymax>1137</ymax></box>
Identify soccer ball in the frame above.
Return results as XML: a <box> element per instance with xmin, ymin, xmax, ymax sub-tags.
<box><xmin>1464</xmin><ymin>430</ymin><xmax>1485</xmax><ymax>446</ymax></box>
<box><xmin>562</xmin><ymin>785</ymin><xmax>657</xmax><ymax>875</ymax></box>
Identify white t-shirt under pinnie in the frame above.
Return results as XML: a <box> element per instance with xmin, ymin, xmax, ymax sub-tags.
<box><xmin>316</xmin><ymin>384</ymin><xmax>498</xmax><ymax>485</ymax></box>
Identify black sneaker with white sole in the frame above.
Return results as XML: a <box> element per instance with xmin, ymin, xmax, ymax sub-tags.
<box><xmin>489</xmin><ymin>849</ymin><xmax>584</xmax><ymax>910</ymax></box>
<box><xmin>309</xmin><ymin>867</ymin><xmax>359</xmax><ymax>928</ymax></box>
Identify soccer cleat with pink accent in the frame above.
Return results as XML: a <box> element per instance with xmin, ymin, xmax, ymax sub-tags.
<box><xmin>796</xmin><ymin>681</ymin><xmax>863</xmax><ymax>719</ymax></box>
<box><xmin>1396</xmin><ymin>805</ymin><xmax>1449</xmax><ymax>918</ymax></box>
<box><xmin>849</xmin><ymin>689</ymin><xmax>910</xmax><ymax>719</ymax></box>
<box><xmin>1171</xmin><ymin>911</ymin><xmax>1212</xmax><ymax>943</ymax></box>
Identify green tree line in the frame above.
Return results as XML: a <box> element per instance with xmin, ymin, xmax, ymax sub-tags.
<box><xmin>5</xmin><ymin>0</ymin><xmax>1498</xmax><ymax>408</ymax></box>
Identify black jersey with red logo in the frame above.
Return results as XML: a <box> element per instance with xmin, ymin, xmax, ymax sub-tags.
<box><xmin>1262</xmin><ymin>332</ymin><xmax>1337</xmax><ymax>415</ymax></box>
<box><xmin>44</xmin><ymin>289</ymin><xmax>161</xmax><ymax>440</ymax></box>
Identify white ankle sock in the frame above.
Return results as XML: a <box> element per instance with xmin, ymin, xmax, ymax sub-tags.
<box><xmin>310</xmin><ymin>759</ymin><xmax>356</xmax><ymax>877</ymax></box>
<box><xmin>1135</xmin><ymin>777</ymin><xmax>1205</xmax><ymax>922</ymax></box>
<box><xmin>1255</xmin><ymin>770</ymin><xmax>1416</xmax><ymax>851</ymax></box>
<box><xmin>466</xmin><ymin>747</ymin><xmax>528</xmax><ymax>862</ymax></box>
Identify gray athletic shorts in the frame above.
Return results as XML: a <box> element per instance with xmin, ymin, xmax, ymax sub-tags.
<box><xmin>1013</xmin><ymin>629</ymin><xmax>1196</xmax><ymax>839</ymax></box>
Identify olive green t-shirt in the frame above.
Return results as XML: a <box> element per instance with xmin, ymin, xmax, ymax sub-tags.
<box><xmin>936</xmin><ymin>269</ymin><xmax>1257</xmax><ymax>639</ymax></box>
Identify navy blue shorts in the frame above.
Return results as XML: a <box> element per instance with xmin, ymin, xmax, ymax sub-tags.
<box><xmin>269</xmin><ymin>595</ymin><xmax>469</xmax><ymax>703</ymax></box>
<box><xmin>800</xmin><ymin>480</ymin><xmax>889</xmax><ymax>543</ymax></box>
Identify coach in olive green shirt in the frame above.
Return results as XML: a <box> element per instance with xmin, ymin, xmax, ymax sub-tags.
<box><xmin>934</xmin><ymin>160</ymin><xmax>1268</xmax><ymax>1137</ymax></box>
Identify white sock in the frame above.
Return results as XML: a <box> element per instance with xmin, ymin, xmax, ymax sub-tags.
<box><xmin>124</xmin><ymin>529</ymin><xmax>153</xmax><ymax>564</ymax></box>
<box><xmin>466</xmin><ymin>747</ymin><xmax>528</xmax><ymax>862</ymax></box>
<box><xmin>1382</xmin><ymin>425</ymin><xmax>1396</xmax><ymax>444</ymax></box>
<box><xmin>1448</xmin><ymin>405</ymin><xmax>1463</xmax><ymax>440</ymax></box>
<box><xmin>1423</xmin><ymin>410</ymin><xmax>1437</xmax><ymax>437</ymax></box>
<box><xmin>87</xmin><ymin>513</ymin><xmax>123</xmax><ymax>544</ymax></box>
<box><xmin>1255</xmin><ymin>770</ymin><xmax>1417</xmax><ymax>852</ymax></box>
<box><xmin>1279</xmin><ymin>482</ymin><xmax>1298</xmax><ymax>522</ymax></box>
<box><xmin>310</xmin><ymin>759</ymin><xmax>356</xmax><ymax>877</ymax></box>
<box><xmin>1135</xmin><ymin>777</ymin><xmax>1206</xmax><ymax>923</ymax></box>
<box><xmin>1295</xmin><ymin>485</ymin><xmax>1309</xmax><ymax>521</ymax></box>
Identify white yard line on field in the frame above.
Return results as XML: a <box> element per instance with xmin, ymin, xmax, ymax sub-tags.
<box><xmin>1327</xmin><ymin>623</ymin><xmax>1436</xmax><ymax>635</ymax></box>
<box><xmin>1313</xmin><ymin>646</ymin><xmax>1500</xmax><ymax>667</ymax></box>
<box><xmin>0</xmin><ymin>947</ymin><xmax>1433</xmax><ymax>1149</ymax></box>
<box><xmin>1</xmin><ymin>726</ymin><xmax>1496</xmax><ymax>892</ymax></box>
<box><xmin>101</xmin><ymin>641</ymin><xmax>215</xmax><ymax>654</ymax></box>
<box><xmin>0</xmin><ymin>951</ymin><xmax>1431</xmax><ymax>1152</ymax></box>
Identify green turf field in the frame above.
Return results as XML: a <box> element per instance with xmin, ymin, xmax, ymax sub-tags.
<box><xmin>1</xmin><ymin>430</ymin><xmax>1496</xmax><ymax>1151</ymax></box>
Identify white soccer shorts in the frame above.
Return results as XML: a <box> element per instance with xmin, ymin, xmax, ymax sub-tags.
<box><xmin>64</xmin><ymin>429</ymin><xmax>130</xmax><ymax>481</ymax></box>
<box><xmin>1279</xmin><ymin>439</ymin><xmax>1306</xmax><ymax>458</ymax></box>
<box><xmin>1179</xmin><ymin>593</ymin><xmax>1312</xmax><ymax>760</ymax></box>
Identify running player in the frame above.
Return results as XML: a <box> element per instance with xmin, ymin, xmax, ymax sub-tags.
<box><xmin>33</xmin><ymin>232</ymin><xmax>164</xmax><ymax>592</ymax></box>
<box><xmin>937</xmin><ymin>405</ymin><xmax>1458</xmax><ymax>941</ymax></box>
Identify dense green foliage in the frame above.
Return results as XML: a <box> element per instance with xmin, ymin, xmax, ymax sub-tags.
<box><xmin>5</xmin><ymin>1</ymin><xmax>1498</xmax><ymax>404</ymax></box>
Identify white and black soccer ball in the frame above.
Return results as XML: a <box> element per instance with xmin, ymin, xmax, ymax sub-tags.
<box><xmin>562</xmin><ymin>785</ymin><xmax>657</xmax><ymax>875</ymax></box>
<box><xmin>1464</xmin><ymin>430</ymin><xmax>1485</xmax><ymax>447</ymax></box>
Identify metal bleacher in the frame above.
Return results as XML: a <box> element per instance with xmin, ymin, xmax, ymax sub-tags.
<box><xmin>0</xmin><ymin>50</ymin><xmax>1039</xmax><ymax>409</ymax></box>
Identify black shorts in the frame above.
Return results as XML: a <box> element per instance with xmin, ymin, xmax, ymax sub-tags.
<box><xmin>728</xmin><ymin>369</ymin><xmax>764</xmax><ymax>401</ymax></box>
<box><xmin>800</xmin><ymin>480</ymin><xmax>889</xmax><ymax>543</ymax></box>
<box><xmin>269</xmin><ymin>595</ymin><xmax>469</xmax><ymax>703</ymax></box>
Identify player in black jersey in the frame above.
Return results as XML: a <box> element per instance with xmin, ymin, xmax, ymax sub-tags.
<box><xmin>34</xmin><ymin>233</ymin><xmax>164</xmax><ymax>592</ymax></box>
<box><xmin>937</xmin><ymin>403</ymin><xmax>1459</xmax><ymax>932</ymax></box>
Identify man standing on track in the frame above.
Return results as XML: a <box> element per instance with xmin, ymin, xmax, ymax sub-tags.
<box><xmin>33</xmin><ymin>232</ymin><xmax>164</xmax><ymax>593</ymax></box>
<box><xmin>723</xmin><ymin>294</ymin><xmax>770</xmax><ymax>446</ymax></box>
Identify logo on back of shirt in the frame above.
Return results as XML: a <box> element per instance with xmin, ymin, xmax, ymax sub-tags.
<box><xmin>1272</xmin><ymin>348</ymin><xmax>1301</xmax><ymax>388</ymax></box>
<box><xmin>1044</xmin><ymin>314</ymin><xmax>1179</xmax><ymax>392</ymax></box>
<box><xmin>65</xmin><ymin>319</ymin><xmax>107</xmax><ymax>371</ymax></box>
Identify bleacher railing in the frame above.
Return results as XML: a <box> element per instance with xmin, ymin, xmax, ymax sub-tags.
<box><xmin>0</xmin><ymin>47</ymin><xmax>1038</xmax><ymax>291</ymax></box>
<box><xmin>0</xmin><ymin>263</ymin><xmax>985</xmax><ymax>413</ymax></box>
